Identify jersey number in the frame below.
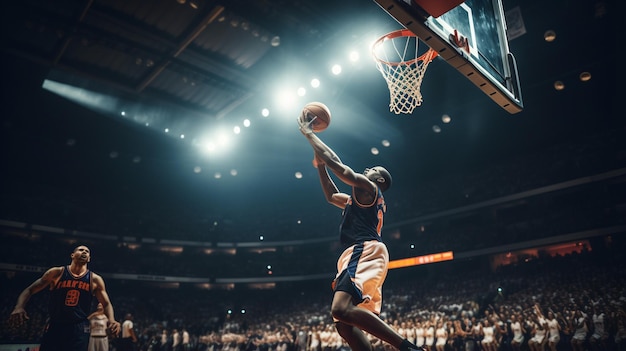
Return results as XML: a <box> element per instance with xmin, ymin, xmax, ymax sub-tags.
<box><xmin>65</xmin><ymin>289</ymin><xmax>80</xmax><ymax>306</ymax></box>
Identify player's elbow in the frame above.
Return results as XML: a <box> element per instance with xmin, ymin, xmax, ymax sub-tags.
<box><xmin>326</xmin><ymin>198</ymin><xmax>342</xmax><ymax>208</ymax></box>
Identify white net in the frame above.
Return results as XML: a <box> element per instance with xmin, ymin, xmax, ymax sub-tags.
<box><xmin>373</xmin><ymin>30</ymin><xmax>437</xmax><ymax>114</ymax></box>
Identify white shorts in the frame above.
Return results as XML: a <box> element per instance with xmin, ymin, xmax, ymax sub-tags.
<box><xmin>333</xmin><ymin>240</ymin><xmax>389</xmax><ymax>318</ymax></box>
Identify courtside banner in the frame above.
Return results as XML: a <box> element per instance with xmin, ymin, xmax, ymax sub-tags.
<box><xmin>388</xmin><ymin>251</ymin><xmax>454</xmax><ymax>269</ymax></box>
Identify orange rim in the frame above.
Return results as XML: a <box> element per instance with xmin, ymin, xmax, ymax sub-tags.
<box><xmin>372</xmin><ymin>29</ymin><xmax>438</xmax><ymax>67</ymax></box>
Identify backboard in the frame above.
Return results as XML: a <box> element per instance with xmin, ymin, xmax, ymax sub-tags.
<box><xmin>373</xmin><ymin>0</ymin><xmax>523</xmax><ymax>114</ymax></box>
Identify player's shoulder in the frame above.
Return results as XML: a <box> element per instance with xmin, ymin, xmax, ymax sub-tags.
<box><xmin>45</xmin><ymin>265</ymin><xmax>65</xmax><ymax>275</ymax></box>
<box><xmin>92</xmin><ymin>271</ymin><xmax>109</xmax><ymax>288</ymax></box>
<box><xmin>39</xmin><ymin>266</ymin><xmax>65</xmax><ymax>283</ymax></box>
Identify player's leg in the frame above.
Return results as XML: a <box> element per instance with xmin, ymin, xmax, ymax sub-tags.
<box><xmin>335</xmin><ymin>321</ymin><xmax>372</xmax><ymax>351</ymax></box>
<box><xmin>332</xmin><ymin>291</ymin><xmax>416</xmax><ymax>350</ymax></box>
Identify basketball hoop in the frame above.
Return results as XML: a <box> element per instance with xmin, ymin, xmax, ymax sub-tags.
<box><xmin>372</xmin><ymin>29</ymin><xmax>438</xmax><ymax>114</ymax></box>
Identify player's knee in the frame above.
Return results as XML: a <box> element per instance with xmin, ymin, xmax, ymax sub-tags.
<box><xmin>330</xmin><ymin>304</ymin><xmax>349</xmax><ymax>321</ymax></box>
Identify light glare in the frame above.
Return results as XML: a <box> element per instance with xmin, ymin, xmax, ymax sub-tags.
<box><xmin>331</xmin><ymin>64</ymin><xmax>342</xmax><ymax>75</ymax></box>
<box><xmin>349</xmin><ymin>51</ymin><xmax>359</xmax><ymax>62</ymax></box>
<box><xmin>276</xmin><ymin>90</ymin><xmax>297</xmax><ymax>111</ymax></box>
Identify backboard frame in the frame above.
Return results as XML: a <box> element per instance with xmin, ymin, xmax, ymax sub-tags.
<box><xmin>373</xmin><ymin>0</ymin><xmax>523</xmax><ymax>114</ymax></box>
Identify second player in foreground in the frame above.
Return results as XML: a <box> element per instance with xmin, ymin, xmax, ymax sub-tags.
<box><xmin>8</xmin><ymin>245</ymin><xmax>121</xmax><ymax>351</ymax></box>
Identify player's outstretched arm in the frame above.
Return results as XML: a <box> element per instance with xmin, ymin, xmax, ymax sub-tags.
<box><xmin>307</xmin><ymin>133</ymin><xmax>372</xmax><ymax>191</ymax></box>
<box><xmin>9</xmin><ymin>266</ymin><xmax>63</xmax><ymax>327</ymax></box>
<box><xmin>298</xmin><ymin>116</ymin><xmax>373</xmax><ymax>191</ymax></box>
<box><xmin>93</xmin><ymin>273</ymin><xmax>121</xmax><ymax>336</ymax></box>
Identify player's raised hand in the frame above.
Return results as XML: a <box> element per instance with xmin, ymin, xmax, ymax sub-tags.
<box><xmin>297</xmin><ymin>114</ymin><xmax>316</xmax><ymax>136</ymax></box>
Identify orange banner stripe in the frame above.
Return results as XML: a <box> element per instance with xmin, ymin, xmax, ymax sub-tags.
<box><xmin>388</xmin><ymin>251</ymin><xmax>454</xmax><ymax>269</ymax></box>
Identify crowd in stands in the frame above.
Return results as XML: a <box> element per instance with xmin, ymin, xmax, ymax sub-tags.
<box><xmin>2</xmin><ymin>240</ymin><xmax>625</xmax><ymax>351</ymax></box>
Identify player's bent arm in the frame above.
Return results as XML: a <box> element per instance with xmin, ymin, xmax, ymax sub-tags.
<box><xmin>325</xmin><ymin>160</ymin><xmax>374</xmax><ymax>193</ymax></box>
<box><xmin>13</xmin><ymin>267</ymin><xmax>63</xmax><ymax>310</ymax></box>
<box><xmin>309</xmin><ymin>142</ymin><xmax>363</xmax><ymax>189</ymax></box>
<box><xmin>92</xmin><ymin>273</ymin><xmax>121</xmax><ymax>335</ymax></box>
<box><xmin>306</xmin><ymin>138</ymin><xmax>372</xmax><ymax>191</ymax></box>
<box><xmin>9</xmin><ymin>267</ymin><xmax>62</xmax><ymax>325</ymax></box>
<box><xmin>305</xmin><ymin>133</ymin><xmax>341</xmax><ymax>165</ymax></box>
<box><xmin>317</xmin><ymin>165</ymin><xmax>349</xmax><ymax>208</ymax></box>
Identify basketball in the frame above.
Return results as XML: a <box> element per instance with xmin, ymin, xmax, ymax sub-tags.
<box><xmin>301</xmin><ymin>102</ymin><xmax>331</xmax><ymax>133</ymax></box>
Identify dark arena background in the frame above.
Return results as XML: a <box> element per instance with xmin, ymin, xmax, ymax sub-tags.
<box><xmin>1</xmin><ymin>0</ymin><xmax>624</xmax><ymax>351</ymax></box>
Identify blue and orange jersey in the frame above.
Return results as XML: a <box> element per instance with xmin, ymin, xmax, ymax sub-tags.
<box><xmin>48</xmin><ymin>266</ymin><xmax>94</xmax><ymax>324</ymax></box>
<box><xmin>339</xmin><ymin>186</ymin><xmax>386</xmax><ymax>246</ymax></box>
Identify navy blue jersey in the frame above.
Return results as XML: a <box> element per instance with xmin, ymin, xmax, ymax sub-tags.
<box><xmin>48</xmin><ymin>266</ymin><xmax>93</xmax><ymax>324</ymax></box>
<box><xmin>339</xmin><ymin>187</ymin><xmax>386</xmax><ymax>246</ymax></box>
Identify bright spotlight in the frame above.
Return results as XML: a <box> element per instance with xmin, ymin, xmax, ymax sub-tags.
<box><xmin>297</xmin><ymin>87</ymin><xmax>306</xmax><ymax>96</ymax></box>
<box><xmin>233</xmin><ymin>126</ymin><xmax>241</xmax><ymax>134</ymax></box>
<box><xmin>275</xmin><ymin>90</ymin><xmax>297</xmax><ymax>111</ymax></box>
<box><xmin>349</xmin><ymin>51</ymin><xmax>360</xmax><ymax>62</ymax></box>
<box><xmin>164</xmin><ymin>128</ymin><xmax>169</xmax><ymax>133</ymax></box>
<box><xmin>216</xmin><ymin>131</ymin><xmax>231</xmax><ymax>148</ymax></box>
<box><xmin>310</xmin><ymin>78</ymin><xmax>320</xmax><ymax>88</ymax></box>
<box><xmin>203</xmin><ymin>141</ymin><xmax>216</xmax><ymax>153</ymax></box>
<box><xmin>371</xmin><ymin>147</ymin><xmax>379</xmax><ymax>155</ymax></box>
<box><xmin>295</xmin><ymin>172</ymin><xmax>303</xmax><ymax>179</ymax></box>
<box><xmin>197</xmin><ymin>129</ymin><xmax>233</xmax><ymax>154</ymax></box>
<box><xmin>331</xmin><ymin>64</ymin><xmax>342</xmax><ymax>75</ymax></box>
<box><xmin>261</xmin><ymin>108</ymin><xmax>270</xmax><ymax>117</ymax></box>
<box><xmin>243</xmin><ymin>119</ymin><xmax>251</xmax><ymax>127</ymax></box>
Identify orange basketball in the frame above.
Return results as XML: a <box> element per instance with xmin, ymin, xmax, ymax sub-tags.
<box><xmin>301</xmin><ymin>102</ymin><xmax>331</xmax><ymax>133</ymax></box>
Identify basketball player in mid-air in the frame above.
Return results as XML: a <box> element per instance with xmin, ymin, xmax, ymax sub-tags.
<box><xmin>298</xmin><ymin>116</ymin><xmax>423</xmax><ymax>351</ymax></box>
<box><xmin>8</xmin><ymin>245</ymin><xmax>121</xmax><ymax>351</ymax></box>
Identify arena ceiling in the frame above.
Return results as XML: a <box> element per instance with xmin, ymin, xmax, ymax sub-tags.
<box><xmin>0</xmin><ymin>0</ymin><xmax>620</xmax><ymax>242</ymax></box>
